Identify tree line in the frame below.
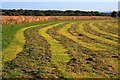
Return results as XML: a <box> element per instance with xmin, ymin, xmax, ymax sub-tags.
<box><xmin>1</xmin><ymin>9</ymin><xmax>119</xmax><ymax>17</ymax></box>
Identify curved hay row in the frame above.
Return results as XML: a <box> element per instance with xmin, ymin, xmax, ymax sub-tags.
<box><xmin>2</xmin><ymin>25</ymin><xmax>41</xmax><ymax>63</ymax></box>
<box><xmin>77</xmin><ymin>22</ymin><xmax>118</xmax><ymax>47</ymax></box>
<box><xmin>67</xmin><ymin>22</ymin><xmax>114</xmax><ymax>50</ymax></box>
<box><xmin>106</xmin><ymin>23</ymin><xmax>118</xmax><ymax>28</ymax></box>
<box><xmin>83</xmin><ymin>22</ymin><xmax>118</xmax><ymax>43</ymax></box>
<box><xmin>94</xmin><ymin>22</ymin><xmax>118</xmax><ymax>38</ymax></box>
<box><xmin>98</xmin><ymin>23</ymin><xmax>118</xmax><ymax>35</ymax></box>
<box><xmin>99</xmin><ymin>22</ymin><xmax>118</xmax><ymax>29</ymax></box>
<box><xmin>90</xmin><ymin>22</ymin><xmax>118</xmax><ymax>39</ymax></box>
<box><xmin>58</xmin><ymin>23</ymin><xmax>107</xmax><ymax>51</ymax></box>
<box><xmin>2</xmin><ymin>21</ymin><xmax>58</xmax><ymax>63</ymax></box>
<box><xmin>38</xmin><ymin>23</ymin><xmax>79</xmax><ymax>78</ymax></box>
<box><xmin>97</xmin><ymin>20</ymin><xmax>118</xmax><ymax>28</ymax></box>
<box><xmin>47</xmin><ymin>24</ymin><xmax>107</xmax><ymax>78</ymax></box>
<box><xmin>46</xmin><ymin>22</ymin><xmax>105</xmax><ymax>78</ymax></box>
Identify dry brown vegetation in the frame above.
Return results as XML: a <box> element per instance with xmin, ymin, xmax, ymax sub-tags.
<box><xmin>2</xmin><ymin>16</ymin><xmax>112</xmax><ymax>24</ymax></box>
<box><xmin>2</xmin><ymin>19</ymin><xmax>118</xmax><ymax>78</ymax></box>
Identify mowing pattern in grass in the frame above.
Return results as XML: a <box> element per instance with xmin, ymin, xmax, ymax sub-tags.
<box><xmin>58</xmin><ymin>22</ymin><xmax>107</xmax><ymax>51</ymax></box>
<box><xmin>38</xmin><ymin>22</ymin><xmax>80</xmax><ymax>78</ymax></box>
<box><xmin>75</xmin><ymin>22</ymin><xmax>117</xmax><ymax>49</ymax></box>
<box><xmin>82</xmin><ymin>23</ymin><xmax>117</xmax><ymax>42</ymax></box>
<box><xmin>2</xmin><ymin>21</ymin><xmax>47</xmax><ymax>50</ymax></box>
<box><xmin>2</xmin><ymin>19</ymin><xmax>119</xmax><ymax>78</ymax></box>
<box><xmin>2</xmin><ymin>25</ymin><xmax>39</xmax><ymax>62</ymax></box>
<box><xmin>2</xmin><ymin>21</ymin><xmax>59</xmax><ymax>63</ymax></box>
<box><xmin>47</xmin><ymin>21</ymin><xmax>118</xmax><ymax>78</ymax></box>
<box><xmin>3</xmin><ymin>23</ymin><xmax>64</xmax><ymax>78</ymax></box>
<box><xmin>82</xmin><ymin>22</ymin><xmax>118</xmax><ymax>46</ymax></box>
<box><xmin>90</xmin><ymin>22</ymin><xmax>118</xmax><ymax>41</ymax></box>
<box><xmin>95</xmin><ymin>22</ymin><xmax>118</xmax><ymax>35</ymax></box>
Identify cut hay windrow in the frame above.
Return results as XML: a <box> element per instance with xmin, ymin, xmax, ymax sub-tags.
<box><xmin>2</xmin><ymin>22</ymin><xmax>65</xmax><ymax>78</ymax></box>
<box><xmin>2</xmin><ymin>21</ymin><xmax>60</xmax><ymax>63</ymax></box>
<box><xmin>2</xmin><ymin>19</ymin><xmax>119</xmax><ymax>78</ymax></box>
<box><xmin>46</xmin><ymin>22</ymin><xmax>103</xmax><ymax>78</ymax></box>
<box><xmin>68</xmin><ymin>22</ymin><xmax>114</xmax><ymax>50</ymax></box>
<box><xmin>38</xmin><ymin>23</ymin><xmax>80</xmax><ymax>78</ymax></box>
<box><xmin>90</xmin><ymin>22</ymin><xmax>118</xmax><ymax>39</ymax></box>
<box><xmin>58</xmin><ymin>23</ymin><xmax>107</xmax><ymax>51</ymax></box>
<box><xmin>78</xmin><ymin>22</ymin><xmax>118</xmax><ymax>48</ymax></box>
<box><xmin>107</xmin><ymin>23</ymin><xmax>118</xmax><ymax>28</ymax></box>
<box><xmin>2</xmin><ymin>23</ymin><xmax>56</xmax><ymax>63</ymax></box>
<box><xmin>98</xmin><ymin>20</ymin><xmax>118</xmax><ymax>28</ymax></box>
<box><xmin>99</xmin><ymin>22</ymin><xmax>118</xmax><ymax>29</ymax></box>
<box><xmin>83</xmin><ymin>23</ymin><xmax>117</xmax><ymax>42</ymax></box>
<box><xmin>2</xmin><ymin>25</ymin><xmax>40</xmax><ymax>62</ymax></box>
<box><xmin>82</xmin><ymin>22</ymin><xmax>118</xmax><ymax>46</ymax></box>
<box><xmin>67</xmin><ymin>22</ymin><xmax>115</xmax><ymax>50</ymax></box>
<box><xmin>97</xmin><ymin>22</ymin><xmax>118</xmax><ymax>35</ymax></box>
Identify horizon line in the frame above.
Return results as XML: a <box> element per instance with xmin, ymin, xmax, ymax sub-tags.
<box><xmin>2</xmin><ymin>8</ymin><xmax>117</xmax><ymax>12</ymax></box>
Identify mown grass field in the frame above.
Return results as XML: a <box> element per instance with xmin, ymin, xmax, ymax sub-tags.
<box><xmin>2</xmin><ymin>19</ymin><xmax>119</xmax><ymax>78</ymax></box>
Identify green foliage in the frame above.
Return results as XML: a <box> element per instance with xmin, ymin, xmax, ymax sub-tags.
<box><xmin>2</xmin><ymin>20</ymin><xmax>60</xmax><ymax>50</ymax></box>
<box><xmin>2</xmin><ymin>9</ymin><xmax>111</xmax><ymax>16</ymax></box>
<box><xmin>111</xmin><ymin>11</ymin><xmax>118</xmax><ymax>17</ymax></box>
<box><xmin>2</xmin><ymin>19</ymin><xmax>118</xmax><ymax>78</ymax></box>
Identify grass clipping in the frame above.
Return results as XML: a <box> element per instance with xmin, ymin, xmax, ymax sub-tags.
<box><xmin>2</xmin><ymin>25</ymin><xmax>39</xmax><ymax>63</ymax></box>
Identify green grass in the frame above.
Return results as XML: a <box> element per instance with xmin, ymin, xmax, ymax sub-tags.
<box><xmin>2</xmin><ymin>19</ymin><xmax>119</xmax><ymax>78</ymax></box>
<box><xmin>69</xmin><ymin>21</ymin><xmax>114</xmax><ymax>50</ymax></box>
<box><xmin>90</xmin><ymin>22</ymin><xmax>118</xmax><ymax>39</ymax></box>
<box><xmin>4</xmin><ymin>69</ymin><xmax>23</xmax><ymax>78</ymax></box>
<box><xmin>2</xmin><ymin>25</ymin><xmax>39</xmax><ymax>62</ymax></box>
<box><xmin>106</xmin><ymin>23</ymin><xmax>118</xmax><ymax>28</ymax></box>
<box><xmin>39</xmin><ymin>22</ymin><xmax>81</xmax><ymax>78</ymax></box>
<box><xmin>98</xmin><ymin>23</ymin><xmax>118</xmax><ymax>33</ymax></box>
<box><xmin>58</xmin><ymin>22</ymin><xmax>106</xmax><ymax>51</ymax></box>
<box><xmin>2</xmin><ymin>20</ymin><xmax>62</xmax><ymax>50</ymax></box>
<box><xmin>2</xmin><ymin>20</ymin><xmax>64</xmax><ymax>63</ymax></box>
<box><xmin>77</xmin><ymin>22</ymin><xmax>117</xmax><ymax>50</ymax></box>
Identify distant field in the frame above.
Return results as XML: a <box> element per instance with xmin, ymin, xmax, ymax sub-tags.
<box><xmin>2</xmin><ymin>18</ymin><xmax>119</xmax><ymax>78</ymax></box>
<box><xmin>2</xmin><ymin>16</ymin><xmax>112</xmax><ymax>24</ymax></box>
